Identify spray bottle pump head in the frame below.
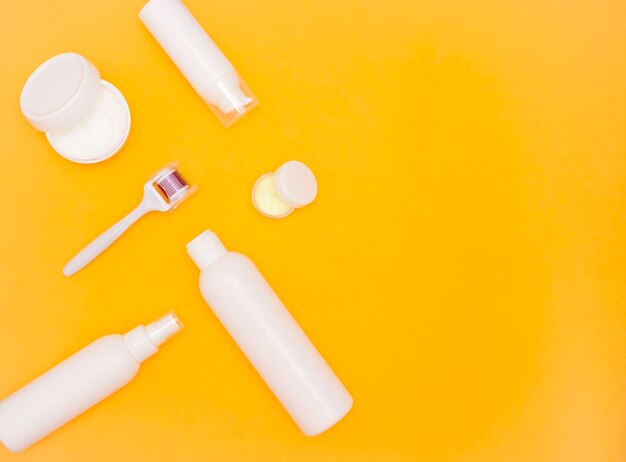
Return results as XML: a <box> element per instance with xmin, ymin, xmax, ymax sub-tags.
<box><xmin>123</xmin><ymin>313</ymin><xmax>182</xmax><ymax>363</ymax></box>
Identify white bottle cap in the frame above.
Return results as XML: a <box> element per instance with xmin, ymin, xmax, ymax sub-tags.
<box><xmin>20</xmin><ymin>53</ymin><xmax>131</xmax><ymax>163</ymax></box>
<box><xmin>252</xmin><ymin>161</ymin><xmax>318</xmax><ymax>218</ymax></box>
<box><xmin>140</xmin><ymin>0</ymin><xmax>258</xmax><ymax>127</ymax></box>
<box><xmin>21</xmin><ymin>53</ymin><xmax>100</xmax><ymax>133</ymax></box>
<box><xmin>274</xmin><ymin>161</ymin><xmax>318</xmax><ymax>208</ymax></box>
<box><xmin>186</xmin><ymin>230</ymin><xmax>228</xmax><ymax>271</ymax></box>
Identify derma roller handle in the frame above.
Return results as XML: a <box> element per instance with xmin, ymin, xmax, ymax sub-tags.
<box><xmin>63</xmin><ymin>205</ymin><xmax>149</xmax><ymax>277</ymax></box>
<box><xmin>62</xmin><ymin>166</ymin><xmax>194</xmax><ymax>277</ymax></box>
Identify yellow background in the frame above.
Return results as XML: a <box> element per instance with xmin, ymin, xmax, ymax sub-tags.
<box><xmin>1</xmin><ymin>0</ymin><xmax>625</xmax><ymax>460</ymax></box>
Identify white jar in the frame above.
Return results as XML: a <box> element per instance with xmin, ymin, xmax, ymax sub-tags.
<box><xmin>20</xmin><ymin>53</ymin><xmax>131</xmax><ymax>164</ymax></box>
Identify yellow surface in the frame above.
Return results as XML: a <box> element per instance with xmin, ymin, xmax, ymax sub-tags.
<box><xmin>0</xmin><ymin>0</ymin><xmax>625</xmax><ymax>460</ymax></box>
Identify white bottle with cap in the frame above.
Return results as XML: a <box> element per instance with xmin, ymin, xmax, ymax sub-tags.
<box><xmin>140</xmin><ymin>0</ymin><xmax>258</xmax><ymax>127</ymax></box>
<box><xmin>20</xmin><ymin>53</ymin><xmax>131</xmax><ymax>164</ymax></box>
<box><xmin>0</xmin><ymin>313</ymin><xmax>182</xmax><ymax>452</ymax></box>
<box><xmin>187</xmin><ymin>230</ymin><xmax>353</xmax><ymax>436</ymax></box>
<box><xmin>252</xmin><ymin>160</ymin><xmax>318</xmax><ymax>219</ymax></box>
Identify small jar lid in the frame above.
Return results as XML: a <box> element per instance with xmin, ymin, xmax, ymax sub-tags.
<box><xmin>20</xmin><ymin>53</ymin><xmax>101</xmax><ymax>133</ymax></box>
<box><xmin>274</xmin><ymin>160</ymin><xmax>318</xmax><ymax>208</ymax></box>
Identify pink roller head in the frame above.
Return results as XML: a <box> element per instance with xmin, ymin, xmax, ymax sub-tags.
<box><xmin>153</xmin><ymin>167</ymin><xmax>193</xmax><ymax>206</ymax></box>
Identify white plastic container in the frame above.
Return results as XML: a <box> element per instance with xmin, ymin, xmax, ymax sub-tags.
<box><xmin>20</xmin><ymin>53</ymin><xmax>131</xmax><ymax>163</ymax></box>
<box><xmin>187</xmin><ymin>230</ymin><xmax>353</xmax><ymax>436</ymax></box>
<box><xmin>252</xmin><ymin>160</ymin><xmax>318</xmax><ymax>219</ymax></box>
<box><xmin>140</xmin><ymin>0</ymin><xmax>258</xmax><ymax>127</ymax></box>
<box><xmin>0</xmin><ymin>313</ymin><xmax>182</xmax><ymax>452</ymax></box>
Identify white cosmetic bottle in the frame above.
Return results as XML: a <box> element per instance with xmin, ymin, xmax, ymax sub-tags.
<box><xmin>187</xmin><ymin>230</ymin><xmax>353</xmax><ymax>436</ymax></box>
<box><xmin>0</xmin><ymin>313</ymin><xmax>182</xmax><ymax>452</ymax></box>
<box><xmin>140</xmin><ymin>0</ymin><xmax>258</xmax><ymax>127</ymax></box>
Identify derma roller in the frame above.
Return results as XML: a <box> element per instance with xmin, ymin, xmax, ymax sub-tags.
<box><xmin>63</xmin><ymin>164</ymin><xmax>196</xmax><ymax>276</ymax></box>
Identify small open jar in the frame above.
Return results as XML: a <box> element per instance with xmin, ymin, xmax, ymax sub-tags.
<box><xmin>252</xmin><ymin>161</ymin><xmax>318</xmax><ymax>219</ymax></box>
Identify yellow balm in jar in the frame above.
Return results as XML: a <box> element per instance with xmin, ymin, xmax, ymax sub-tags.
<box><xmin>252</xmin><ymin>161</ymin><xmax>318</xmax><ymax>219</ymax></box>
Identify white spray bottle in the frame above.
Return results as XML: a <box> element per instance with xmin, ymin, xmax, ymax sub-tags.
<box><xmin>187</xmin><ymin>230</ymin><xmax>353</xmax><ymax>436</ymax></box>
<box><xmin>0</xmin><ymin>313</ymin><xmax>182</xmax><ymax>452</ymax></box>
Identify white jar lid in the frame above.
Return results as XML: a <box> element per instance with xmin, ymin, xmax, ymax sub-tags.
<box><xmin>274</xmin><ymin>161</ymin><xmax>318</xmax><ymax>208</ymax></box>
<box><xmin>21</xmin><ymin>53</ymin><xmax>101</xmax><ymax>133</ymax></box>
<box><xmin>20</xmin><ymin>53</ymin><xmax>131</xmax><ymax>163</ymax></box>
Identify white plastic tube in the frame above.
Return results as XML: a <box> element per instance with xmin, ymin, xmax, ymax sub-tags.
<box><xmin>140</xmin><ymin>0</ymin><xmax>258</xmax><ymax>127</ymax></box>
<box><xmin>187</xmin><ymin>230</ymin><xmax>353</xmax><ymax>436</ymax></box>
<box><xmin>0</xmin><ymin>314</ymin><xmax>182</xmax><ymax>452</ymax></box>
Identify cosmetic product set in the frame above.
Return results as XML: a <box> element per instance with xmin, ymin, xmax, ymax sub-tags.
<box><xmin>2</xmin><ymin>0</ymin><xmax>352</xmax><ymax>453</ymax></box>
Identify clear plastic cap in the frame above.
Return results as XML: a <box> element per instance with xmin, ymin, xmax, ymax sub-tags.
<box><xmin>201</xmin><ymin>73</ymin><xmax>258</xmax><ymax>127</ymax></box>
<box><xmin>145</xmin><ymin>313</ymin><xmax>183</xmax><ymax>347</ymax></box>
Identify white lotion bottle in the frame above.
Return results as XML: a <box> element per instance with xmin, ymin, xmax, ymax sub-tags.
<box><xmin>187</xmin><ymin>230</ymin><xmax>353</xmax><ymax>436</ymax></box>
<box><xmin>0</xmin><ymin>313</ymin><xmax>182</xmax><ymax>452</ymax></box>
<box><xmin>140</xmin><ymin>0</ymin><xmax>258</xmax><ymax>127</ymax></box>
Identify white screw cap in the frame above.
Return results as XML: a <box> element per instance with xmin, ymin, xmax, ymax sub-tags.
<box><xmin>273</xmin><ymin>161</ymin><xmax>318</xmax><ymax>208</ymax></box>
<box><xmin>20</xmin><ymin>53</ymin><xmax>101</xmax><ymax>133</ymax></box>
